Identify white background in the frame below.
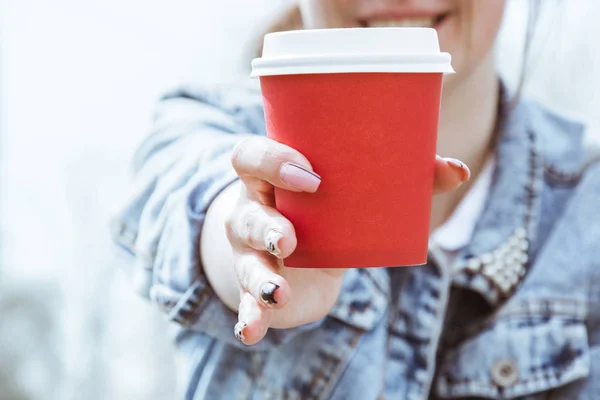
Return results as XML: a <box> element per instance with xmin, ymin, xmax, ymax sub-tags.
<box><xmin>0</xmin><ymin>1</ymin><xmax>598</xmax><ymax>399</ymax></box>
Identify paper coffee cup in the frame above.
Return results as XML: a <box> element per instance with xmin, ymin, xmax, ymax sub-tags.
<box><xmin>252</xmin><ymin>28</ymin><xmax>453</xmax><ymax>268</ymax></box>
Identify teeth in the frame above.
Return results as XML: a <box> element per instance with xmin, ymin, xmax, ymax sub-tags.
<box><xmin>368</xmin><ymin>18</ymin><xmax>435</xmax><ymax>28</ymax></box>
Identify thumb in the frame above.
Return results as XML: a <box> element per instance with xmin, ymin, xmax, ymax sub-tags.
<box><xmin>433</xmin><ymin>156</ymin><xmax>471</xmax><ymax>194</ymax></box>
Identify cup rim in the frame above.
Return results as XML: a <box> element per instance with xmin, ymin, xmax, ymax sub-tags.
<box><xmin>251</xmin><ymin>53</ymin><xmax>454</xmax><ymax>77</ymax></box>
<box><xmin>251</xmin><ymin>27</ymin><xmax>454</xmax><ymax>77</ymax></box>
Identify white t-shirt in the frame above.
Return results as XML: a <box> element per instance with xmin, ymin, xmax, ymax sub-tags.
<box><xmin>430</xmin><ymin>158</ymin><xmax>495</xmax><ymax>268</ymax></box>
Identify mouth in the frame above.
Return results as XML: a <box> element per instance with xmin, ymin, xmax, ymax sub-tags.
<box><xmin>359</xmin><ymin>13</ymin><xmax>449</xmax><ymax>29</ymax></box>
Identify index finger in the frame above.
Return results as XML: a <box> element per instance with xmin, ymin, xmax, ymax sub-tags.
<box><xmin>231</xmin><ymin>137</ymin><xmax>321</xmax><ymax>202</ymax></box>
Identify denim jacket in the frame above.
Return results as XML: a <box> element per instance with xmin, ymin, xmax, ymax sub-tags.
<box><xmin>112</xmin><ymin>81</ymin><xmax>600</xmax><ymax>400</ymax></box>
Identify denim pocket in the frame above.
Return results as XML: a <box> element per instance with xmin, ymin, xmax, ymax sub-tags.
<box><xmin>435</xmin><ymin>299</ymin><xmax>590</xmax><ymax>399</ymax></box>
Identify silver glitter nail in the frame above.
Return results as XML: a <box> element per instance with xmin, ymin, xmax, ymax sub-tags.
<box><xmin>234</xmin><ymin>321</ymin><xmax>247</xmax><ymax>342</ymax></box>
<box><xmin>265</xmin><ymin>229</ymin><xmax>284</xmax><ymax>257</ymax></box>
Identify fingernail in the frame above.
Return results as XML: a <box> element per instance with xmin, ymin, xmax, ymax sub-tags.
<box><xmin>234</xmin><ymin>321</ymin><xmax>248</xmax><ymax>343</ymax></box>
<box><xmin>259</xmin><ymin>282</ymin><xmax>280</xmax><ymax>305</ymax></box>
<box><xmin>445</xmin><ymin>158</ymin><xmax>471</xmax><ymax>181</ymax></box>
<box><xmin>265</xmin><ymin>229</ymin><xmax>284</xmax><ymax>257</ymax></box>
<box><xmin>280</xmin><ymin>163</ymin><xmax>321</xmax><ymax>193</ymax></box>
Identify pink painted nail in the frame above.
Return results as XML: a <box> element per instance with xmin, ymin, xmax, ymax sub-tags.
<box><xmin>279</xmin><ymin>163</ymin><xmax>321</xmax><ymax>192</ymax></box>
<box><xmin>445</xmin><ymin>158</ymin><xmax>471</xmax><ymax>181</ymax></box>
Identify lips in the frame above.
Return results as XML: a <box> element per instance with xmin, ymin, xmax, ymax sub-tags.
<box><xmin>359</xmin><ymin>13</ymin><xmax>449</xmax><ymax>29</ymax></box>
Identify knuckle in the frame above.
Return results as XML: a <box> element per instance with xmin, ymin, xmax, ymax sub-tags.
<box><xmin>234</xmin><ymin>257</ymin><xmax>252</xmax><ymax>289</ymax></box>
<box><xmin>242</xmin><ymin>217</ymin><xmax>253</xmax><ymax>246</ymax></box>
<box><xmin>231</xmin><ymin>137</ymin><xmax>254</xmax><ymax>172</ymax></box>
<box><xmin>276</xmin><ymin>142</ymin><xmax>307</xmax><ymax>165</ymax></box>
<box><xmin>245</xmin><ymin>209</ymin><xmax>263</xmax><ymax>248</ymax></box>
<box><xmin>255</xmin><ymin>142</ymin><xmax>273</xmax><ymax>177</ymax></box>
<box><xmin>238</xmin><ymin>203</ymin><xmax>263</xmax><ymax>247</ymax></box>
<box><xmin>276</xmin><ymin>145</ymin><xmax>299</xmax><ymax>163</ymax></box>
<box><xmin>224</xmin><ymin>214</ymin><xmax>236</xmax><ymax>243</ymax></box>
<box><xmin>262</xmin><ymin>146</ymin><xmax>292</xmax><ymax>174</ymax></box>
<box><xmin>232</xmin><ymin>137</ymin><xmax>277</xmax><ymax>180</ymax></box>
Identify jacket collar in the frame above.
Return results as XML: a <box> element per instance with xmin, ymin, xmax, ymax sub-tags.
<box><xmin>451</xmin><ymin>82</ymin><xmax>546</xmax><ymax>305</ymax></box>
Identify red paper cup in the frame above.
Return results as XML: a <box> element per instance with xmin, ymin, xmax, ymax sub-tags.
<box><xmin>251</xmin><ymin>28</ymin><xmax>454</xmax><ymax>268</ymax></box>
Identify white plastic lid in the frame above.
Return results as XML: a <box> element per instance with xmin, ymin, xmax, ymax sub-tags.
<box><xmin>251</xmin><ymin>28</ymin><xmax>454</xmax><ymax>77</ymax></box>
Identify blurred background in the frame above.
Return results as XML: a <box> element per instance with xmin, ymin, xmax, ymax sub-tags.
<box><xmin>0</xmin><ymin>0</ymin><xmax>598</xmax><ymax>399</ymax></box>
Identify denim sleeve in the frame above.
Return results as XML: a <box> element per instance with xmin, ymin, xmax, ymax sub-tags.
<box><xmin>111</xmin><ymin>83</ymin><xmax>323</xmax><ymax>350</ymax></box>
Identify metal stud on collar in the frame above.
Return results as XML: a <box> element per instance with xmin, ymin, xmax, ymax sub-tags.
<box><xmin>463</xmin><ymin>227</ymin><xmax>529</xmax><ymax>297</ymax></box>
